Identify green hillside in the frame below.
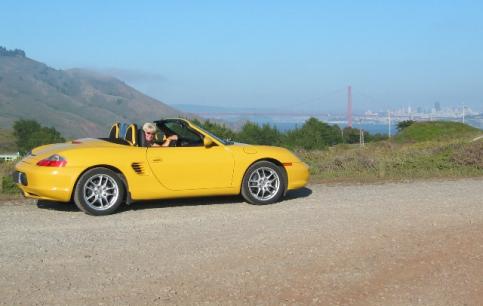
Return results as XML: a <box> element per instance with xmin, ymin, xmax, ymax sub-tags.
<box><xmin>0</xmin><ymin>47</ymin><xmax>185</xmax><ymax>138</ymax></box>
<box><xmin>394</xmin><ymin>121</ymin><xmax>481</xmax><ymax>143</ymax></box>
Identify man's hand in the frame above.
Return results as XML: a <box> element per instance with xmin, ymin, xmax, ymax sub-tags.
<box><xmin>162</xmin><ymin>134</ymin><xmax>178</xmax><ymax>147</ymax></box>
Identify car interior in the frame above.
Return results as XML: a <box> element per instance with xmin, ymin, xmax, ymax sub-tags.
<box><xmin>104</xmin><ymin>120</ymin><xmax>207</xmax><ymax>148</ymax></box>
<box><xmin>155</xmin><ymin>120</ymin><xmax>204</xmax><ymax>147</ymax></box>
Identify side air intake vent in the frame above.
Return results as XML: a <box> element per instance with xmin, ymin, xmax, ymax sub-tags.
<box><xmin>131</xmin><ymin>162</ymin><xmax>145</xmax><ymax>175</ymax></box>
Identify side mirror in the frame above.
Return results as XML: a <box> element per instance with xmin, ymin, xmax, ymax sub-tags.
<box><xmin>203</xmin><ymin>137</ymin><xmax>214</xmax><ymax>148</ymax></box>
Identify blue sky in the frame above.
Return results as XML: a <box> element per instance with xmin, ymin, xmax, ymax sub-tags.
<box><xmin>1</xmin><ymin>0</ymin><xmax>482</xmax><ymax>113</ymax></box>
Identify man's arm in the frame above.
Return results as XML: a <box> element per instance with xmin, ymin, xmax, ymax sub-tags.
<box><xmin>161</xmin><ymin>135</ymin><xmax>178</xmax><ymax>147</ymax></box>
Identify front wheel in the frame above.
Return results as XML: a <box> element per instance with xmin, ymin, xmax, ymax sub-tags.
<box><xmin>73</xmin><ymin>167</ymin><xmax>125</xmax><ymax>216</ymax></box>
<box><xmin>241</xmin><ymin>161</ymin><xmax>285</xmax><ymax>205</ymax></box>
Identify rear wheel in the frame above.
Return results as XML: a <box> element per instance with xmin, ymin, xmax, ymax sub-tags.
<box><xmin>241</xmin><ymin>161</ymin><xmax>285</xmax><ymax>205</ymax></box>
<box><xmin>73</xmin><ymin>167</ymin><xmax>125</xmax><ymax>216</ymax></box>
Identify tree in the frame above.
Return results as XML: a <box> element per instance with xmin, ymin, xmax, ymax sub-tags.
<box><xmin>366</xmin><ymin>133</ymin><xmax>388</xmax><ymax>142</ymax></box>
<box><xmin>191</xmin><ymin>119</ymin><xmax>237</xmax><ymax>141</ymax></box>
<box><xmin>188</xmin><ymin>117</ymin><xmax>387</xmax><ymax>149</ymax></box>
<box><xmin>13</xmin><ymin>120</ymin><xmax>41</xmax><ymax>142</ymax></box>
<box><xmin>0</xmin><ymin>46</ymin><xmax>26</xmax><ymax>57</ymax></box>
<box><xmin>285</xmin><ymin>117</ymin><xmax>342</xmax><ymax>150</ymax></box>
<box><xmin>236</xmin><ymin>122</ymin><xmax>283</xmax><ymax>145</ymax></box>
<box><xmin>397</xmin><ymin>120</ymin><xmax>415</xmax><ymax>132</ymax></box>
<box><xmin>13</xmin><ymin>119</ymin><xmax>65</xmax><ymax>154</ymax></box>
<box><xmin>342</xmin><ymin>127</ymin><xmax>360</xmax><ymax>144</ymax></box>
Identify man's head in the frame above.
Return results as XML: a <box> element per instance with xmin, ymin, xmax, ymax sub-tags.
<box><xmin>142</xmin><ymin>122</ymin><xmax>157</xmax><ymax>143</ymax></box>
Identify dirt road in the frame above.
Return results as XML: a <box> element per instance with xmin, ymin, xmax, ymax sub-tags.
<box><xmin>1</xmin><ymin>179</ymin><xmax>482</xmax><ymax>305</ymax></box>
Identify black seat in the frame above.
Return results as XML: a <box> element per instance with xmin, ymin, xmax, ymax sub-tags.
<box><xmin>137</xmin><ymin>128</ymin><xmax>147</xmax><ymax>147</ymax></box>
<box><xmin>124</xmin><ymin>124</ymin><xmax>138</xmax><ymax>146</ymax></box>
<box><xmin>108</xmin><ymin>123</ymin><xmax>120</xmax><ymax>139</ymax></box>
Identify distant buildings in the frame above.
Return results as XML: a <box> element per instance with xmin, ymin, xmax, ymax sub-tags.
<box><xmin>355</xmin><ymin>103</ymin><xmax>482</xmax><ymax>130</ymax></box>
<box><xmin>377</xmin><ymin>104</ymin><xmax>478</xmax><ymax>120</ymax></box>
<box><xmin>434</xmin><ymin>101</ymin><xmax>441</xmax><ymax>112</ymax></box>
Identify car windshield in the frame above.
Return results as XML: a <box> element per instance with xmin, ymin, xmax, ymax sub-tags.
<box><xmin>191</xmin><ymin>124</ymin><xmax>234</xmax><ymax>145</ymax></box>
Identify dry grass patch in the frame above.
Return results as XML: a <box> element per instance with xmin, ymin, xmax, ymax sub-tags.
<box><xmin>299</xmin><ymin>138</ymin><xmax>483</xmax><ymax>183</ymax></box>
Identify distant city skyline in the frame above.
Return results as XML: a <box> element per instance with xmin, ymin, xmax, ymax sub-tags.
<box><xmin>173</xmin><ymin>99</ymin><xmax>480</xmax><ymax>116</ymax></box>
<box><xmin>1</xmin><ymin>0</ymin><xmax>482</xmax><ymax>112</ymax></box>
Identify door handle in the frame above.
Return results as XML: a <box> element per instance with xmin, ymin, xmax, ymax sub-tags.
<box><xmin>151</xmin><ymin>158</ymin><xmax>163</xmax><ymax>163</ymax></box>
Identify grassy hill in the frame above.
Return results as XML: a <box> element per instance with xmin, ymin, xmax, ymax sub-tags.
<box><xmin>0</xmin><ymin>48</ymin><xmax>184</xmax><ymax>138</ymax></box>
<box><xmin>394</xmin><ymin>121</ymin><xmax>481</xmax><ymax>143</ymax></box>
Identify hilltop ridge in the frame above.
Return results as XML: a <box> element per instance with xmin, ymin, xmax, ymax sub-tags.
<box><xmin>394</xmin><ymin>121</ymin><xmax>481</xmax><ymax>143</ymax></box>
<box><xmin>0</xmin><ymin>46</ymin><xmax>26</xmax><ymax>57</ymax></box>
<box><xmin>0</xmin><ymin>47</ymin><xmax>184</xmax><ymax>138</ymax></box>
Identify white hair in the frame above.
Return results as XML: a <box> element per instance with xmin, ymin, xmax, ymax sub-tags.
<box><xmin>142</xmin><ymin>122</ymin><xmax>157</xmax><ymax>133</ymax></box>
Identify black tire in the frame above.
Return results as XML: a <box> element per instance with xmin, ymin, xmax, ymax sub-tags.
<box><xmin>241</xmin><ymin>161</ymin><xmax>285</xmax><ymax>205</ymax></box>
<box><xmin>73</xmin><ymin>167</ymin><xmax>125</xmax><ymax>216</ymax></box>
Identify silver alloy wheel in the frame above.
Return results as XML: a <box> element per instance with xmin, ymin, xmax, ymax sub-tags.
<box><xmin>248</xmin><ymin>167</ymin><xmax>280</xmax><ymax>201</ymax></box>
<box><xmin>83</xmin><ymin>174</ymin><xmax>119</xmax><ymax>211</ymax></box>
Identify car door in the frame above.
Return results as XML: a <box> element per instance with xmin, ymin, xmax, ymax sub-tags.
<box><xmin>146</xmin><ymin>122</ymin><xmax>235</xmax><ymax>191</ymax></box>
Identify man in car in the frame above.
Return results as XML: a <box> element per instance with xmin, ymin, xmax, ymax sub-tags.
<box><xmin>142</xmin><ymin>122</ymin><xmax>178</xmax><ymax>147</ymax></box>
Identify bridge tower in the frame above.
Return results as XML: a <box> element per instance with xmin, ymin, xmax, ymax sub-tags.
<box><xmin>347</xmin><ymin>85</ymin><xmax>352</xmax><ymax>128</ymax></box>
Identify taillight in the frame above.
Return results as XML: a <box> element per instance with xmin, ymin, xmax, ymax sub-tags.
<box><xmin>37</xmin><ymin>154</ymin><xmax>67</xmax><ymax>167</ymax></box>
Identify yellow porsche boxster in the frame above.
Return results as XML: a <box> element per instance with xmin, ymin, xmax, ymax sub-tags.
<box><xmin>14</xmin><ymin>119</ymin><xmax>309</xmax><ymax>215</ymax></box>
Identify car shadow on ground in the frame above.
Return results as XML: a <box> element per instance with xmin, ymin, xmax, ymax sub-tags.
<box><xmin>284</xmin><ymin>187</ymin><xmax>313</xmax><ymax>200</ymax></box>
<box><xmin>124</xmin><ymin>187</ymin><xmax>313</xmax><ymax>212</ymax></box>
<box><xmin>35</xmin><ymin>187</ymin><xmax>313</xmax><ymax>214</ymax></box>
<box><xmin>36</xmin><ymin>200</ymin><xmax>80</xmax><ymax>212</ymax></box>
<box><xmin>124</xmin><ymin>195</ymin><xmax>244</xmax><ymax>212</ymax></box>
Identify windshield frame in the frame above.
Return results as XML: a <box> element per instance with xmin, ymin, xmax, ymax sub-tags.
<box><xmin>189</xmin><ymin>123</ymin><xmax>234</xmax><ymax>145</ymax></box>
<box><xmin>153</xmin><ymin>119</ymin><xmax>234</xmax><ymax>146</ymax></box>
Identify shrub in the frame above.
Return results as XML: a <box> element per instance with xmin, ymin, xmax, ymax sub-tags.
<box><xmin>451</xmin><ymin>141</ymin><xmax>483</xmax><ymax>169</ymax></box>
<box><xmin>397</xmin><ymin>120</ymin><xmax>416</xmax><ymax>132</ymax></box>
<box><xmin>1</xmin><ymin>176</ymin><xmax>18</xmax><ymax>194</ymax></box>
<box><xmin>13</xmin><ymin>119</ymin><xmax>65</xmax><ymax>155</ymax></box>
<box><xmin>285</xmin><ymin>117</ymin><xmax>342</xmax><ymax>150</ymax></box>
<box><xmin>0</xmin><ymin>161</ymin><xmax>18</xmax><ymax>194</ymax></box>
<box><xmin>191</xmin><ymin>119</ymin><xmax>237</xmax><ymax>141</ymax></box>
<box><xmin>237</xmin><ymin>122</ymin><xmax>283</xmax><ymax>146</ymax></box>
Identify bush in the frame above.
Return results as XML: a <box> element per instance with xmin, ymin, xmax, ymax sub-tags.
<box><xmin>1</xmin><ymin>176</ymin><xmax>18</xmax><ymax>194</ymax></box>
<box><xmin>192</xmin><ymin>117</ymin><xmax>392</xmax><ymax>149</ymax></box>
<box><xmin>1</xmin><ymin>161</ymin><xmax>18</xmax><ymax>194</ymax></box>
<box><xmin>397</xmin><ymin>120</ymin><xmax>416</xmax><ymax>132</ymax></box>
<box><xmin>191</xmin><ymin>119</ymin><xmax>237</xmax><ymax>141</ymax></box>
<box><xmin>451</xmin><ymin>141</ymin><xmax>483</xmax><ymax>169</ymax></box>
<box><xmin>237</xmin><ymin>122</ymin><xmax>283</xmax><ymax>146</ymax></box>
<box><xmin>342</xmin><ymin>127</ymin><xmax>360</xmax><ymax>144</ymax></box>
<box><xmin>285</xmin><ymin>118</ymin><xmax>342</xmax><ymax>150</ymax></box>
<box><xmin>13</xmin><ymin>119</ymin><xmax>65</xmax><ymax>154</ymax></box>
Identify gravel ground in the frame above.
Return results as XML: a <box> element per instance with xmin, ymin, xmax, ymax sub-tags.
<box><xmin>0</xmin><ymin>178</ymin><xmax>482</xmax><ymax>305</ymax></box>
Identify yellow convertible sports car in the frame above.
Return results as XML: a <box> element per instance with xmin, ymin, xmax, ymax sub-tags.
<box><xmin>14</xmin><ymin>119</ymin><xmax>309</xmax><ymax>215</ymax></box>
